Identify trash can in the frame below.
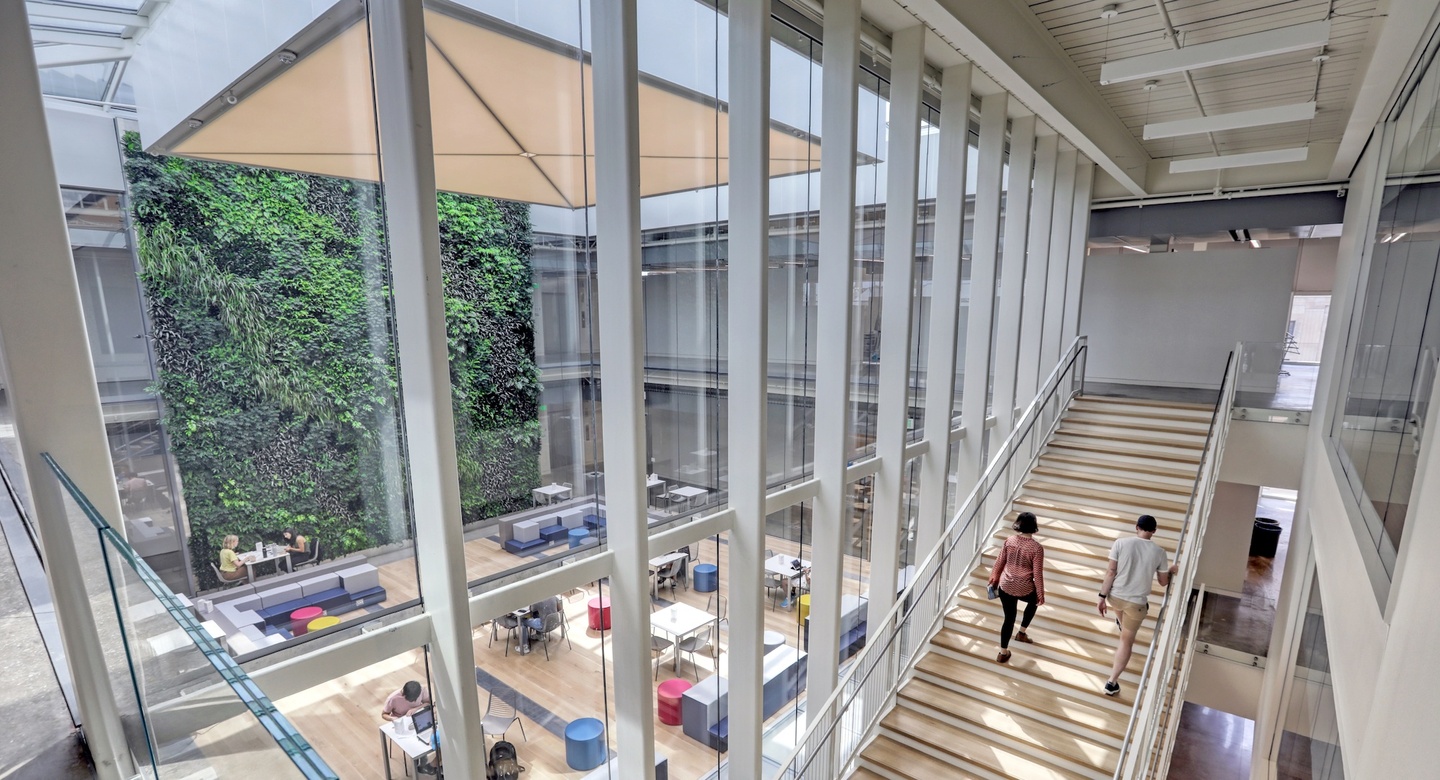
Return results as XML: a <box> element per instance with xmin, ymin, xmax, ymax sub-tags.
<box><xmin>1250</xmin><ymin>517</ymin><xmax>1282</xmax><ymax>558</ymax></box>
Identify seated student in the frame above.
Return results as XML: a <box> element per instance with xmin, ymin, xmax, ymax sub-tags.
<box><xmin>381</xmin><ymin>680</ymin><xmax>431</xmax><ymax>722</ymax></box>
<box><xmin>281</xmin><ymin>528</ymin><xmax>313</xmax><ymax>566</ymax></box>
<box><xmin>217</xmin><ymin>535</ymin><xmax>246</xmax><ymax>582</ymax></box>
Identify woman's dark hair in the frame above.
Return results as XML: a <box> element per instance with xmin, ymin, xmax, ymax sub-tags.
<box><xmin>1013</xmin><ymin>512</ymin><xmax>1039</xmax><ymax>534</ymax></box>
<box><xmin>283</xmin><ymin>528</ymin><xmax>297</xmax><ymax>540</ymax></box>
<box><xmin>403</xmin><ymin>680</ymin><xmax>423</xmax><ymax>701</ymax></box>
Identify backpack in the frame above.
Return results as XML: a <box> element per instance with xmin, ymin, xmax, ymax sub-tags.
<box><xmin>488</xmin><ymin>740</ymin><xmax>521</xmax><ymax>780</ymax></box>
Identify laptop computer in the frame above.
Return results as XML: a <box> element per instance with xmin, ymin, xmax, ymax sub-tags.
<box><xmin>410</xmin><ymin>705</ymin><xmax>435</xmax><ymax>735</ymax></box>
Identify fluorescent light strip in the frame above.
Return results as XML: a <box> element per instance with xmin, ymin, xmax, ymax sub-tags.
<box><xmin>1144</xmin><ymin>102</ymin><xmax>1316</xmax><ymax>140</ymax></box>
<box><xmin>1100</xmin><ymin>20</ymin><xmax>1331</xmax><ymax>84</ymax></box>
<box><xmin>1169</xmin><ymin>146</ymin><xmax>1309</xmax><ymax>174</ymax></box>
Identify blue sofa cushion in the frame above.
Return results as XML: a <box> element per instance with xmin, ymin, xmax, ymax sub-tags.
<box><xmin>583</xmin><ymin>514</ymin><xmax>606</xmax><ymax>530</ymax></box>
<box><xmin>540</xmin><ymin>523</ymin><xmax>569</xmax><ymax>542</ymax></box>
<box><xmin>504</xmin><ymin>537</ymin><xmax>548</xmax><ymax>554</ymax></box>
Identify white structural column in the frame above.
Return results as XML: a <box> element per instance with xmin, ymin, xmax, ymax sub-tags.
<box><xmin>915</xmin><ymin>62</ymin><xmax>973</xmax><ymax>564</ymax></box>
<box><xmin>1015</xmin><ymin>129</ymin><xmax>1059</xmax><ymax>406</ymax></box>
<box><xmin>1041</xmin><ymin>148</ymin><xmax>1079</xmax><ymax>370</ymax></box>
<box><xmin>590</xmin><ymin>2</ymin><xmax>658</xmax><ymax>776</ymax></box>
<box><xmin>0</xmin><ymin>10</ymin><xmax>133</xmax><ymax>778</ymax></box>
<box><xmin>809</xmin><ymin>0</ymin><xmax>862</xmax><ymax>707</ymax></box>
<box><xmin>1060</xmin><ymin>160</ymin><xmax>1095</xmax><ymax>348</ymax></box>
<box><xmin>368</xmin><ymin>3</ymin><xmax>485</xmax><ymax>777</ymax></box>
<box><xmin>991</xmin><ymin>114</ymin><xmax>1037</xmax><ymax>436</ymax></box>
<box><xmin>955</xmin><ymin>92</ymin><xmax>1009</xmax><ymax>494</ymax></box>
<box><xmin>725</xmin><ymin>2</ymin><xmax>769</xmax><ymax>775</ymax></box>
<box><xmin>867</xmin><ymin>24</ymin><xmax>927</xmax><ymax>628</ymax></box>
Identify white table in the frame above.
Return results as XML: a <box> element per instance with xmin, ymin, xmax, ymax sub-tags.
<box><xmin>648</xmin><ymin>552</ymin><xmax>689</xmax><ymax>597</ymax></box>
<box><xmin>667</xmin><ymin>485</ymin><xmax>708</xmax><ymax>508</ymax></box>
<box><xmin>237</xmin><ymin>546</ymin><xmax>290</xmax><ymax>583</ymax></box>
<box><xmin>765</xmin><ymin>554</ymin><xmax>811</xmax><ymax>581</ymax></box>
<box><xmin>531</xmin><ymin>483</ymin><xmax>572</xmax><ymax>506</ymax></box>
<box><xmin>379</xmin><ymin>720</ymin><xmax>435</xmax><ymax>780</ymax></box>
<box><xmin>651</xmin><ymin>602</ymin><xmax>718</xmax><ymax>671</ymax></box>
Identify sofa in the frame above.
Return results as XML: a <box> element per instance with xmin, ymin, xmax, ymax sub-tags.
<box><xmin>500</xmin><ymin>503</ymin><xmax>606</xmax><ymax>555</ymax></box>
<box><xmin>681</xmin><ymin>674</ymin><xmax>728</xmax><ymax>751</ymax></box>
<box><xmin>803</xmin><ymin>593</ymin><xmax>868</xmax><ymax>662</ymax></box>
<box><xmin>208</xmin><ymin>561</ymin><xmax>384</xmax><ymax>639</ymax></box>
<box><xmin>761</xmin><ymin>645</ymin><xmax>807</xmax><ymax>718</ymax></box>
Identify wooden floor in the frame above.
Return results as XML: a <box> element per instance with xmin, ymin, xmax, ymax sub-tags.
<box><xmin>854</xmin><ymin>396</ymin><xmax>1214</xmax><ymax>780</ymax></box>
<box><xmin>260</xmin><ymin>530</ymin><xmax>871</xmax><ymax>779</ymax></box>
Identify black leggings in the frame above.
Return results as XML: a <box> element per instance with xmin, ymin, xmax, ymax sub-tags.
<box><xmin>998</xmin><ymin>589</ymin><xmax>1038</xmax><ymax>649</ymax></box>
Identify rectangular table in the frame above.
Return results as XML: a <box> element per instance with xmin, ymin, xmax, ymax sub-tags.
<box><xmin>237</xmin><ymin>547</ymin><xmax>290</xmax><ymax>583</ymax></box>
<box><xmin>531</xmin><ymin>483</ymin><xmax>572</xmax><ymax>506</ymax></box>
<box><xmin>667</xmin><ymin>485</ymin><xmax>708</xmax><ymax>509</ymax></box>
<box><xmin>648</xmin><ymin>551</ymin><xmax>689</xmax><ymax>597</ymax></box>
<box><xmin>651</xmin><ymin>602</ymin><xmax>717</xmax><ymax>671</ymax></box>
<box><xmin>379</xmin><ymin>720</ymin><xmax>435</xmax><ymax>780</ymax></box>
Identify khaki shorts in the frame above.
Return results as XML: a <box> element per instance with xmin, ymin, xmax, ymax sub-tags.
<box><xmin>1108</xmin><ymin>596</ymin><xmax>1148</xmax><ymax>634</ymax></box>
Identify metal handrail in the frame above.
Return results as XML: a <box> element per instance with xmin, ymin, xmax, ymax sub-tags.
<box><xmin>773</xmin><ymin>336</ymin><xmax>1088</xmax><ymax>779</ymax></box>
<box><xmin>1111</xmin><ymin>349</ymin><xmax>1239</xmax><ymax>778</ymax></box>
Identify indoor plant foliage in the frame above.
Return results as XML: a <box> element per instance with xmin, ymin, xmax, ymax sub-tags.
<box><xmin>123</xmin><ymin>133</ymin><xmax>541</xmax><ymax>587</ymax></box>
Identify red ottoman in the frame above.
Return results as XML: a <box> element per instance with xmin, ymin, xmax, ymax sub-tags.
<box><xmin>290</xmin><ymin>606</ymin><xmax>323</xmax><ymax>635</ymax></box>
<box><xmin>657</xmin><ymin>679</ymin><xmax>691</xmax><ymax>726</ymax></box>
<box><xmin>587</xmin><ymin>596</ymin><xmax>611</xmax><ymax>631</ymax></box>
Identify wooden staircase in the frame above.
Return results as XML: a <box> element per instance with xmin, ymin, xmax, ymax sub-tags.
<box><xmin>852</xmin><ymin>396</ymin><xmax>1213</xmax><ymax>780</ymax></box>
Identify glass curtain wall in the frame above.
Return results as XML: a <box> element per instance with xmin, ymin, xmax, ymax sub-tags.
<box><xmin>1277</xmin><ymin>577</ymin><xmax>1344</xmax><ymax>779</ymax></box>
<box><xmin>1330</xmin><ymin>43</ymin><xmax>1440</xmax><ymax>575</ymax></box>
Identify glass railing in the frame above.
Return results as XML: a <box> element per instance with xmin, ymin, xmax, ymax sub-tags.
<box><xmin>43</xmin><ymin>454</ymin><xmax>336</xmax><ymax>779</ymax></box>
<box><xmin>1233</xmin><ymin>340</ymin><xmax>1316</xmax><ymax>418</ymax></box>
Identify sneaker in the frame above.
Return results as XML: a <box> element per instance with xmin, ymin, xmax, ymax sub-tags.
<box><xmin>780</xmin><ymin>599</ymin><xmax>791</xmax><ymax>609</ymax></box>
<box><xmin>1103</xmin><ymin>681</ymin><xmax>1121</xmax><ymax>697</ymax></box>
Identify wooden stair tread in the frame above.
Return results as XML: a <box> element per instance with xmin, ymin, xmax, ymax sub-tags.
<box><xmin>882</xmin><ymin>701</ymin><xmax>1098</xmax><ymax>779</ymax></box>
<box><xmin>943</xmin><ymin>608</ymin><xmax>1149</xmax><ymax>674</ymax></box>
<box><xmin>897</xmin><ymin>682</ymin><xmax>1120</xmax><ymax>774</ymax></box>
<box><xmin>1001</xmin><ymin>511</ymin><xmax>1180</xmax><ymax>551</ymax></box>
<box><xmin>950</xmin><ymin>593</ymin><xmax>1155</xmax><ymax>644</ymax></box>
<box><xmin>1030</xmin><ymin>465</ymin><xmax>1194</xmax><ymax>496</ymax></box>
<box><xmin>1038</xmin><ymin>452</ymin><xmax>1199</xmax><ymax>481</ymax></box>
<box><xmin>1047</xmin><ymin>438</ymin><xmax>1202</xmax><ymax>464</ymax></box>
<box><xmin>1012</xmin><ymin>495</ymin><xmax>1185</xmax><ymax>532</ymax></box>
<box><xmin>927</xmin><ymin>630</ymin><xmax>1137</xmax><ymax>705</ymax></box>
<box><xmin>1077</xmin><ymin>395</ymin><xmax>1215</xmax><ymax>413</ymax></box>
<box><xmin>847</xmin><ymin>768</ymin><xmax>888</xmax><ymax>780</ymax></box>
<box><xmin>988</xmin><ymin>531</ymin><xmax>1111</xmax><ymax>564</ymax></box>
<box><xmin>1022</xmin><ymin>480</ymin><xmax>1193</xmax><ymax>513</ymax></box>
<box><xmin>968</xmin><ymin>570</ymin><xmax>1163</xmax><ymax>609</ymax></box>
<box><xmin>1056</xmin><ymin>428</ymin><xmax>1206</xmax><ymax>451</ymax></box>
<box><xmin>860</xmin><ymin>734</ymin><xmax>984</xmax><ymax>780</ymax></box>
<box><xmin>914</xmin><ymin>654</ymin><xmax>1132</xmax><ymax>739</ymax></box>
<box><xmin>1061</xmin><ymin>418</ymin><xmax>1210</xmax><ymax>438</ymax></box>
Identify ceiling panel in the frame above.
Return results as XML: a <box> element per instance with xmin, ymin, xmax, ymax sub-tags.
<box><xmin>1023</xmin><ymin>0</ymin><xmax>1383</xmax><ymax>168</ymax></box>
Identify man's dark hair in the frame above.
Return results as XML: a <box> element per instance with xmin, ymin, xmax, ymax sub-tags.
<box><xmin>1136</xmin><ymin>515</ymin><xmax>1158</xmax><ymax>533</ymax></box>
<box><xmin>402</xmin><ymin>681</ymin><xmax>422</xmax><ymax>701</ymax></box>
<box><xmin>1013</xmin><ymin>512</ymin><xmax>1039</xmax><ymax>534</ymax></box>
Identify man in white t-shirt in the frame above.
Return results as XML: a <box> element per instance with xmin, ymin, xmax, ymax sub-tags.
<box><xmin>1096</xmin><ymin>515</ymin><xmax>1178</xmax><ymax>697</ymax></box>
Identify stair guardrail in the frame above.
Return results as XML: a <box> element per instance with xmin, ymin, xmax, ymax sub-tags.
<box><xmin>1111</xmin><ymin>349</ymin><xmax>1239</xmax><ymax>779</ymax></box>
<box><xmin>773</xmin><ymin>336</ymin><xmax>1090</xmax><ymax>779</ymax></box>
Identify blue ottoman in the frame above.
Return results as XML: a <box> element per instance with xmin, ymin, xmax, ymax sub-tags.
<box><xmin>565</xmin><ymin>717</ymin><xmax>606</xmax><ymax>770</ymax></box>
<box><xmin>693</xmin><ymin>563</ymin><xmax>719</xmax><ymax>592</ymax></box>
<box><xmin>569</xmin><ymin>528</ymin><xmax>590</xmax><ymax>548</ymax></box>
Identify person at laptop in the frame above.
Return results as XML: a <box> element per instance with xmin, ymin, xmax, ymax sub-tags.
<box><xmin>381</xmin><ymin>680</ymin><xmax>430</xmax><ymax>721</ymax></box>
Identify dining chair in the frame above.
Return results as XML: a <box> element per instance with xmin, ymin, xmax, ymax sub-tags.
<box><xmin>677</xmin><ymin>625</ymin><xmax>717</xmax><ymax>680</ymax></box>
<box><xmin>480</xmin><ymin>692</ymin><xmax>527</xmax><ymax>743</ymax></box>
<box><xmin>706</xmin><ymin>594</ymin><xmax>729</xmax><ymax>628</ymax></box>
<box><xmin>536</xmin><ymin>611</ymin><xmax>571</xmax><ymax>660</ymax></box>
<box><xmin>764</xmin><ymin>573</ymin><xmax>787</xmax><ymax>611</ymax></box>
<box><xmin>490</xmin><ymin>613</ymin><xmax>521</xmax><ymax>656</ymax></box>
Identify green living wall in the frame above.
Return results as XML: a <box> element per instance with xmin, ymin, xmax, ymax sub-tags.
<box><xmin>122</xmin><ymin>134</ymin><xmax>541</xmax><ymax>587</ymax></box>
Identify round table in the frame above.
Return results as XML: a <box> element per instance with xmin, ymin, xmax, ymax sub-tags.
<box><xmin>569</xmin><ymin>527</ymin><xmax>590</xmax><ymax>548</ymax></box>
<box><xmin>307</xmin><ymin>615</ymin><xmax>341</xmax><ymax>633</ymax></box>
<box><xmin>289</xmin><ymin>606</ymin><xmax>324</xmax><ymax>635</ymax></box>
<box><xmin>657</xmin><ymin>679</ymin><xmax>691</xmax><ymax>725</ymax></box>
<box><xmin>763</xmin><ymin>630</ymin><xmax>785</xmax><ymax>654</ymax></box>
<box><xmin>564</xmin><ymin>717</ymin><xmax>606</xmax><ymax>770</ymax></box>
<box><xmin>692</xmin><ymin>563</ymin><xmax>719</xmax><ymax>592</ymax></box>
<box><xmin>587</xmin><ymin>596</ymin><xmax>611</xmax><ymax>631</ymax></box>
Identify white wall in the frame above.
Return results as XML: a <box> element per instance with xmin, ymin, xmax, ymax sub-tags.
<box><xmin>1186</xmin><ymin>653</ymin><xmax>1264</xmax><ymax>720</ymax></box>
<box><xmin>45</xmin><ymin>103</ymin><xmax>123</xmax><ymax>191</ymax></box>
<box><xmin>1219</xmin><ymin>420</ymin><xmax>1307</xmax><ymax>489</ymax></box>
<box><xmin>1198</xmin><ymin>482</ymin><xmax>1260</xmax><ymax>595</ymax></box>
<box><xmin>1079</xmin><ymin>248</ymin><xmax>1297</xmax><ymax>388</ymax></box>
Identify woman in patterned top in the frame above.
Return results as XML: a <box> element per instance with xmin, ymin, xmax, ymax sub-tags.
<box><xmin>987</xmin><ymin>511</ymin><xmax>1046</xmax><ymax>663</ymax></box>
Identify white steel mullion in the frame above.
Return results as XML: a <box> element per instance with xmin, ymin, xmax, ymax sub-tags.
<box><xmin>0</xmin><ymin>9</ymin><xmax>133</xmax><ymax>778</ymax></box>
<box><xmin>992</xmin><ymin>113</ymin><xmax>1036</xmax><ymax>436</ymax></box>
<box><xmin>955</xmin><ymin>92</ymin><xmax>1008</xmax><ymax>493</ymax></box>
<box><xmin>915</xmin><ymin>62</ymin><xmax>973</xmax><ymax>571</ymax></box>
<box><xmin>590</xmin><ymin>2</ymin><xmax>656</xmax><ymax>776</ymax></box>
<box><xmin>726</xmin><ymin>2</ymin><xmax>769</xmax><ymax>774</ymax></box>
<box><xmin>1016</xmin><ymin>129</ymin><xmax>1058</xmax><ymax>406</ymax></box>
<box><xmin>867</xmin><ymin>24</ymin><xmax>926</xmax><ymax>631</ymax></box>
<box><xmin>1041</xmin><ymin>148</ymin><xmax>1078</xmax><ymax>371</ymax></box>
<box><xmin>368</xmin><ymin>3</ymin><xmax>485</xmax><ymax>776</ymax></box>
<box><xmin>809</xmin><ymin>0</ymin><xmax>862</xmax><ymax>707</ymax></box>
<box><xmin>1061</xmin><ymin>159</ymin><xmax>1095</xmax><ymax>349</ymax></box>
